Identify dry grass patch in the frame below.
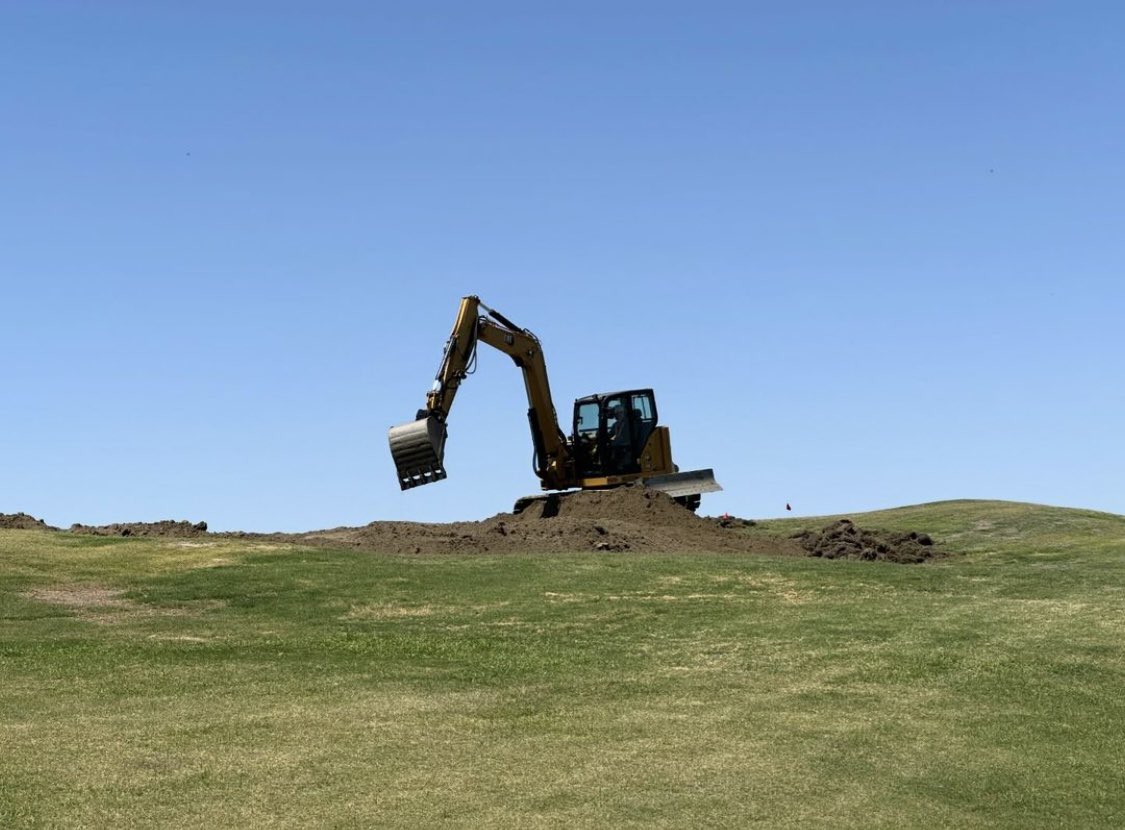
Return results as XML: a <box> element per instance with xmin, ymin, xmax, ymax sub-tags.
<box><xmin>24</xmin><ymin>584</ymin><xmax>226</xmax><ymax>624</ymax></box>
<box><xmin>27</xmin><ymin>585</ymin><xmax>130</xmax><ymax>609</ymax></box>
<box><xmin>345</xmin><ymin>602</ymin><xmax>441</xmax><ymax>620</ymax></box>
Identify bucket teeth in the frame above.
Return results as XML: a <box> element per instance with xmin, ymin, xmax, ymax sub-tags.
<box><xmin>388</xmin><ymin>416</ymin><xmax>448</xmax><ymax>489</ymax></box>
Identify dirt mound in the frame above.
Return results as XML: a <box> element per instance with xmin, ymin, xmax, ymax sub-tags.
<box><xmin>792</xmin><ymin>519</ymin><xmax>942</xmax><ymax>563</ymax></box>
<box><xmin>290</xmin><ymin>485</ymin><xmax>791</xmax><ymax>556</ymax></box>
<box><xmin>69</xmin><ymin>520</ymin><xmax>209</xmax><ymax>538</ymax></box>
<box><xmin>0</xmin><ymin>513</ymin><xmax>57</xmax><ymax>531</ymax></box>
<box><xmin>508</xmin><ymin>487</ymin><xmax>709</xmax><ymax>526</ymax></box>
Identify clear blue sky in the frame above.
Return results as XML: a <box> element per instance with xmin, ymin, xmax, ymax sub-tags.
<box><xmin>3</xmin><ymin>2</ymin><xmax>1122</xmax><ymax>531</ymax></box>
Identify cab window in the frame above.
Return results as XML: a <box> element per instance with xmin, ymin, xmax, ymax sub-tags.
<box><xmin>575</xmin><ymin>401</ymin><xmax>599</xmax><ymax>439</ymax></box>
<box><xmin>630</xmin><ymin>392</ymin><xmax>656</xmax><ymax>448</ymax></box>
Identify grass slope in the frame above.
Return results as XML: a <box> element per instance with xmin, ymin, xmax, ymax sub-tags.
<box><xmin>2</xmin><ymin>500</ymin><xmax>1124</xmax><ymax>828</ymax></box>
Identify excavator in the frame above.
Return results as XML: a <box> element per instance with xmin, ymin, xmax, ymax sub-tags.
<box><xmin>388</xmin><ymin>295</ymin><xmax>720</xmax><ymax>512</ymax></box>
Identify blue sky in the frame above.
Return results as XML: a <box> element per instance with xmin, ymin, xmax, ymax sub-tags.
<box><xmin>2</xmin><ymin>2</ymin><xmax>1122</xmax><ymax>531</ymax></box>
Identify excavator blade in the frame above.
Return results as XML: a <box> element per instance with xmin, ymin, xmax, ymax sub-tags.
<box><xmin>388</xmin><ymin>415</ymin><xmax>448</xmax><ymax>490</ymax></box>
<box><xmin>642</xmin><ymin>468</ymin><xmax>722</xmax><ymax>499</ymax></box>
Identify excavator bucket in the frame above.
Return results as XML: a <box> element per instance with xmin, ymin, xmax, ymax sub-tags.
<box><xmin>642</xmin><ymin>468</ymin><xmax>722</xmax><ymax>499</ymax></box>
<box><xmin>388</xmin><ymin>415</ymin><xmax>447</xmax><ymax>489</ymax></box>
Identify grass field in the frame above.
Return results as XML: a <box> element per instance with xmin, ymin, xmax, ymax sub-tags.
<box><xmin>2</xmin><ymin>500</ymin><xmax>1124</xmax><ymax>828</ymax></box>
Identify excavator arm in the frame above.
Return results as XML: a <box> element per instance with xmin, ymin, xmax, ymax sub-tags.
<box><xmin>389</xmin><ymin>296</ymin><xmax>574</xmax><ymax>490</ymax></box>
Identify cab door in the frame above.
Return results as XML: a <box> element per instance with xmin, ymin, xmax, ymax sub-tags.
<box><xmin>572</xmin><ymin>398</ymin><xmax>603</xmax><ymax>477</ymax></box>
<box><xmin>603</xmin><ymin>390</ymin><xmax>657</xmax><ymax>475</ymax></box>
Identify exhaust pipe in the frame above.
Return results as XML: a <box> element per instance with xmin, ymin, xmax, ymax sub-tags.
<box><xmin>388</xmin><ymin>414</ymin><xmax>447</xmax><ymax>489</ymax></box>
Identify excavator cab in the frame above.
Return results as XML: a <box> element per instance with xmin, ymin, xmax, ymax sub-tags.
<box><xmin>572</xmin><ymin>389</ymin><xmax>658</xmax><ymax>477</ymax></box>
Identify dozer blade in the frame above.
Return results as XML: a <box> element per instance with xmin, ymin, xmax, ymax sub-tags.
<box><xmin>642</xmin><ymin>468</ymin><xmax>722</xmax><ymax>499</ymax></box>
<box><xmin>388</xmin><ymin>415</ymin><xmax>448</xmax><ymax>490</ymax></box>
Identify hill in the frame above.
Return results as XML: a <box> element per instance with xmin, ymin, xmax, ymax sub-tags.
<box><xmin>2</xmin><ymin>499</ymin><xmax>1124</xmax><ymax>828</ymax></box>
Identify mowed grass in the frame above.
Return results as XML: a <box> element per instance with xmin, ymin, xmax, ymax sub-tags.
<box><xmin>2</xmin><ymin>501</ymin><xmax>1124</xmax><ymax>829</ymax></box>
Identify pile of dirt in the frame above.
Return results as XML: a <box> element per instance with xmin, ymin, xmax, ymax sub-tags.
<box><xmin>289</xmin><ymin>485</ymin><xmax>792</xmax><ymax>556</ymax></box>
<box><xmin>792</xmin><ymin>518</ymin><xmax>942</xmax><ymax>563</ymax></box>
<box><xmin>69</xmin><ymin>520</ymin><xmax>209</xmax><ymax>538</ymax></box>
<box><xmin>709</xmin><ymin>513</ymin><xmax>756</xmax><ymax>530</ymax></box>
<box><xmin>0</xmin><ymin>513</ymin><xmax>57</xmax><ymax>531</ymax></box>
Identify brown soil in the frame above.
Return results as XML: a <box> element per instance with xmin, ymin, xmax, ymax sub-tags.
<box><xmin>68</xmin><ymin>520</ymin><xmax>209</xmax><ymax>538</ymax></box>
<box><xmin>278</xmin><ymin>486</ymin><xmax>791</xmax><ymax>556</ymax></box>
<box><xmin>4</xmin><ymin>488</ymin><xmax>943</xmax><ymax>563</ymax></box>
<box><xmin>0</xmin><ymin>513</ymin><xmax>57</xmax><ymax>531</ymax></box>
<box><xmin>791</xmin><ymin>518</ymin><xmax>943</xmax><ymax>563</ymax></box>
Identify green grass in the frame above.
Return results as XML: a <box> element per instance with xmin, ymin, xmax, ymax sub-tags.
<box><xmin>2</xmin><ymin>500</ymin><xmax>1124</xmax><ymax>828</ymax></box>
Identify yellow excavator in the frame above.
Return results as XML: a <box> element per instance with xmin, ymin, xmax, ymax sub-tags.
<box><xmin>388</xmin><ymin>295</ymin><xmax>720</xmax><ymax>512</ymax></box>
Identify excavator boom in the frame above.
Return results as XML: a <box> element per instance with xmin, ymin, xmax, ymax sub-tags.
<box><xmin>389</xmin><ymin>296</ymin><xmax>573</xmax><ymax>490</ymax></box>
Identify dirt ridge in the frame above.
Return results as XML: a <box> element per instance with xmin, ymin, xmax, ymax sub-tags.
<box><xmin>68</xmin><ymin>520</ymin><xmax>209</xmax><ymax>538</ymax></box>
<box><xmin>4</xmin><ymin>487</ymin><xmax>944</xmax><ymax>562</ymax></box>
<box><xmin>0</xmin><ymin>513</ymin><xmax>58</xmax><ymax>531</ymax></box>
